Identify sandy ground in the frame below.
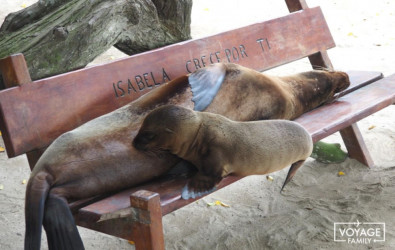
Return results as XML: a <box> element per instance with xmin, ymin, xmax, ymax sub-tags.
<box><xmin>1</xmin><ymin>0</ymin><xmax>394</xmax><ymax>249</ymax></box>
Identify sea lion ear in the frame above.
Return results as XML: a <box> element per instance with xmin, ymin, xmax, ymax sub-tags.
<box><xmin>189</xmin><ymin>63</ymin><xmax>226</xmax><ymax>111</ymax></box>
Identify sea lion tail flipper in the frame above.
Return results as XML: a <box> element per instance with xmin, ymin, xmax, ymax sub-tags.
<box><xmin>189</xmin><ymin>63</ymin><xmax>226</xmax><ymax>111</ymax></box>
<box><xmin>281</xmin><ymin>160</ymin><xmax>305</xmax><ymax>192</ymax></box>
<box><xmin>43</xmin><ymin>193</ymin><xmax>84</xmax><ymax>250</ymax></box>
<box><xmin>24</xmin><ymin>172</ymin><xmax>51</xmax><ymax>250</ymax></box>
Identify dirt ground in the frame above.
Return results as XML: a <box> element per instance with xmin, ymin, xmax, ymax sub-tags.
<box><xmin>1</xmin><ymin>0</ymin><xmax>394</xmax><ymax>249</ymax></box>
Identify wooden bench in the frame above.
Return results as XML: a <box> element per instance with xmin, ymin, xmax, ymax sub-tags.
<box><xmin>0</xmin><ymin>0</ymin><xmax>394</xmax><ymax>249</ymax></box>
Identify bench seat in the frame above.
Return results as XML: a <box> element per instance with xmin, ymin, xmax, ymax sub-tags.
<box><xmin>73</xmin><ymin>71</ymin><xmax>394</xmax><ymax>240</ymax></box>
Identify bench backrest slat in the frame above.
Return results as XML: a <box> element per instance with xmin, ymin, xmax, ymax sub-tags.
<box><xmin>0</xmin><ymin>7</ymin><xmax>334</xmax><ymax>157</ymax></box>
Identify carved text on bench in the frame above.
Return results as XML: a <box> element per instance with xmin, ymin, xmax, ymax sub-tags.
<box><xmin>112</xmin><ymin>38</ymin><xmax>271</xmax><ymax>98</ymax></box>
<box><xmin>185</xmin><ymin>45</ymin><xmax>248</xmax><ymax>73</ymax></box>
<box><xmin>185</xmin><ymin>38</ymin><xmax>271</xmax><ymax>73</ymax></box>
<box><xmin>113</xmin><ymin>68</ymin><xmax>171</xmax><ymax>98</ymax></box>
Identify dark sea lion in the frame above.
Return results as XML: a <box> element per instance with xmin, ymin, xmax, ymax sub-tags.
<box><xmin>133</xmin><ymin>105</ymin><xmax>313</xmax><ymax>199</ymax></box>
<box><xmin>200</xmin><ymin>64</ymin><xmax>350</xmax><ymax>120</ymax></box>
<box><xmin>24</xmin><ymin>63</ymin><xmax>349</xmax><ymax>249</ymax></box>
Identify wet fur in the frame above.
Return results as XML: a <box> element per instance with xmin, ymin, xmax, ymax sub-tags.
<box><xmin>25</xmin><ymin>63</ymin><xmax>349</xmax><ymax>249</ymax></box>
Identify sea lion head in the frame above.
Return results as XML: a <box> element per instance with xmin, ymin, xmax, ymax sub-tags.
<box><xmin>289</xmin><ymin>70</ymin><xmax>350</xmax><ymax>116</ymax></box>
<box><xmin>303</xmin><ymin>70</ymin><xmax>350</xmax><ymax>95</ymax></box>
<box><xmin>133</xmin><ymin>105</ymin><xmax>199</xmax><ymax>153</ymax></box>
<box><xmin>325</xmin><ymin>70</ymin><xmax>350</xmax><ymax>93</ymax></box>
<box><xmin>316</xmin><ymin>70</ymin><xmax>350</xmax><ymax>104</ymax></box>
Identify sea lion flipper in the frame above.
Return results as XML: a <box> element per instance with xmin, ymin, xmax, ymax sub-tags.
<box><xmin>189</xmin><ymin>63</ymin><xmax>226</xmax><ymax>111</ymax></box>
<box><xmin>43</xmin><ymin>193</ymin><xmax>84</xmax><ymax>250</ymax></box>
<box><xmin>181</xmin><ymin>184</ymin><xmax>192</xmax><ymax>199</ymax></box>
<box><xmin>165</xmin><ymin>160</ymin><xmax>198</xmax><ymax>176</ymax></box>
<box><xmin>181</xmin><ymin>184</ymin><xmax>217</xmax><ymax>200</ymax></box>
<box><xmin>281</xmin><ymin>160</ymin><xmax>305</xmax><ymax>192</ymax></box>
<box><xmin>181</xmin><ymin>173</ymin><xmax>221</xmax><ymax>200</ymax></box>
<box><xmin>24</xmin><ymin>173</ymin><xmax>51</xmax><ymax>250</ymax></box>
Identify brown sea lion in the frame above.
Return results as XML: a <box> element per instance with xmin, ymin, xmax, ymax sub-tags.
<box><xmin>133</xmin><ymin>105</ymin><xmax>313</xmax><ymax>199</ymax></box>
<box><xmin>24</xmin><ymin>63</ymin><xmax>349</xmax><ymax>249</ymax></box>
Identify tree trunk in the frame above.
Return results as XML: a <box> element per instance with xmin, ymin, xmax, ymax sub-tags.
<box><xmin>0</xmin><ymin>0</ymin><xmax>192</xmax><ymax>81</ymax></box>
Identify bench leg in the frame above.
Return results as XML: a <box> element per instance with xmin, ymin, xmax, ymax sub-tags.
<box><xmin>26</xmin><ymin>148</ymin><xmax>46</xmax><ymax>170</ymax></box>
<box><xmin>339</xmin><ymin>123</ymin><xmax>375</xmax><ymax>167</ymax></box>
<box><xmin>130</xmin><ymin>190</ymin><xmax>165</xmax><ymax>250</ymax></box>
<box><xmin>308</xmin><ymin>50</ymin><xmax>334</xmax><ymax>70</ymax></box>
<box><xmin>285</xmin><ymin>0</ymin><xmax>308</xmax><ymax>12</ymax></box>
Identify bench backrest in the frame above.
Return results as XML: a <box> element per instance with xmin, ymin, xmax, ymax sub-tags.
<box><xmin>0</xmin><ymin>6</ymin><xmax>334</xmax><ymax>160</ymax></box>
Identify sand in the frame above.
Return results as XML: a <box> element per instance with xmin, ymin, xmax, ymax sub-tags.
<box><xmin>1</xmin><ymin>0</ymin><xmax>394</xmax><ymax>249</ymax></box>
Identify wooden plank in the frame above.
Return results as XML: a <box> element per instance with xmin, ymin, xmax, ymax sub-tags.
<box><xmin>76</xmin><ymin>191</ymin><xmax>165</xmax><ymax>248</ymax></box>
<box><xmin>0</xmin><ymin>7</ymin><xmax>334</xmax><ymax>157</ymax></box>
<box><xmin>341</xmin><ymin>71</ymin><xmax>383</xmax><ymax>96</ymax></box>
<box><xmin>76</xmin><ymin>205</ymin><xmax>149</xmax><ymax>241</ymax></box>
<box><xmin>284</xmin><ymin>1</ymin><xmax>335</xmax><ymax>72</ymax></box>
<box><xmin>340</xmin><ymin>124</ymin><xmax>375</xmax><ymax>167</ymax></box>
<box><xmin>295</xmin><ymin>73</ymin><xmax>395</xmax><ymax>142</ymax></box>
<box><xmin>0</xmin><ymin>54</ymin><xmax>33</xmax><ymax>157</ymax></box>
<box><xmin>76</xmin><ymin>175</ymin><xmax>242</xmax><ymax>227</ymax></box>
<box><xmin>0</xmin><ymin>54</ymin><xmax>32</xmax><ymax>88</ymax></box>
<box><xmin>26</xmin><ymin>148</ymin><xmax>46</xmax><ymax>170</ymax></box>
<box><xmin>285</xmin><ymin>0</ymin><xmax>308</xmax><ymax>12</ymax></box>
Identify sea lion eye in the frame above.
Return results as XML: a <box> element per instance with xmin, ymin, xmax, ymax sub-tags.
<box><xmin>141</xmin><ymin>132</ymin><xmax>156</xmax><ymax>142</ymax></box>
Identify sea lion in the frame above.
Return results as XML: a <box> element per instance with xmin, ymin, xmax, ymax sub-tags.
<box><xmin>24</xmin><ymin>63</ymin><xmax>349</xmax><ymax>249</ymax></box>
<box><xmin>133</xmin><ymin>105</ymin><xmax>314</xmax><ymax>199</ymax></box>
